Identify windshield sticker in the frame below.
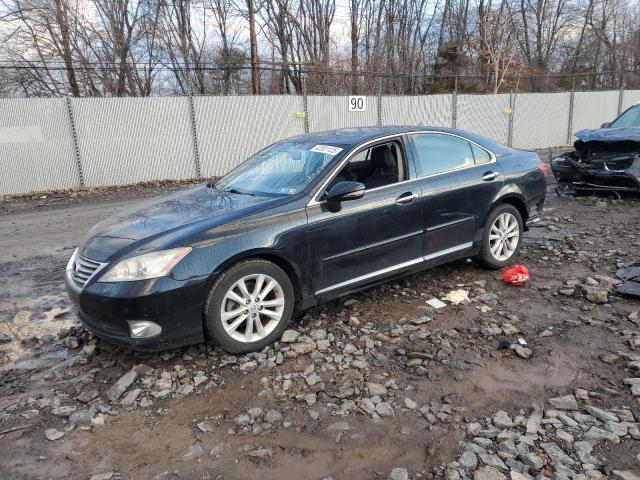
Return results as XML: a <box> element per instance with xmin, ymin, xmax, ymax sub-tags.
<box><xmin>310</xmin><ymin>144</ymin><xmax>343</xmax><ymax>156</ymax></box>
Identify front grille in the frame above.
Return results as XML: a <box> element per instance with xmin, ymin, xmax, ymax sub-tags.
<box><xmin>70</xmin><ymin>254</ymin><xmax>105</xmax><ymax>289</ymax></box>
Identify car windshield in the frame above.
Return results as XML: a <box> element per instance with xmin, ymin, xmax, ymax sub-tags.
<box><xmin>214</xmin><ymin>141</ymin><xmax>345</xmax><ymax>196</ymax></box>
<box><xmin>611</xmin><ymin>105</ymin><xmax>640</xmax><ymax>128</ymax></box>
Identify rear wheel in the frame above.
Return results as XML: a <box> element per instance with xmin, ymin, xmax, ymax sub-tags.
<box><xmin>478</xmin><ymin>204</ymin><xmax>523</xmax><ymax>269</ymax></box>
<box><xmin>204</xmin><ymin>259</ymin><xmax>294</xmax><ymax>353</ymax></box>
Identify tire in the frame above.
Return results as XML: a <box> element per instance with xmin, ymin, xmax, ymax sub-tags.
<box><xmin>204</xmin><ymin>259</ymin><xmax>294</xmax><ymax>353</ymax></box>
<box><xmin>478</xmin><ymin>203</ymin><xmax>524</xmax><ymax>269</ymax></box>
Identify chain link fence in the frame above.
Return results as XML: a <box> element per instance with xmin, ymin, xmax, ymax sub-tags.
<box><xmin>1</xmin><ymin>87</ymin><xmax>639</xmax><ymax>196</ymax></box>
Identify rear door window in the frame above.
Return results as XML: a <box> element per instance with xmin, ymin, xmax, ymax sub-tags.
<box><xmin>409</xmin><ymin>133</ymin><xmax>475</xmax><ymax>178</ymax></box>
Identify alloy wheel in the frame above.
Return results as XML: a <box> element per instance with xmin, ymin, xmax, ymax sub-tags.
<box><xmin>219</xmin><ymin>274</ymin><xmax>285</xmax><ymax>343</ymax></box>
<box><xmin>488</xmin><ymin>212</ymin><xmax>520</xmax><ymax>261</ymax></box>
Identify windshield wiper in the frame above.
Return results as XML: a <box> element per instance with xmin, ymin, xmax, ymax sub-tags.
<box><xmin>226</xmin><ymin>188</ymin><xmax>255</xmax><ymax>196</ymax></box>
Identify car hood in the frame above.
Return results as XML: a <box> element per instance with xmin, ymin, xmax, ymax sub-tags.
<box><xmin>575</xmin><ymin>127</ymin><xmax>640</xmax><ymax>143</ymax></box>
<box><xmin>574</xmin><ymin>127</ymin><xmax>640</xmax><ymax>156</ymax></box>
<box><xmin>81</xmin><ymin>185</ymin><xmax>288</xmax><ymax>261</ymax></box>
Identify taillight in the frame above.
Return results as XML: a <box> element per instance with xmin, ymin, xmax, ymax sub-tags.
<box><xmin>537</xmin><ymin>162</ymin><xmax>549</xmax><ymax>176</ymax></box>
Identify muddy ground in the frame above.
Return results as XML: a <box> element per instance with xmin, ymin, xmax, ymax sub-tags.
<box><xmin>0</xmin><ymin>179</ymin><xmax>639</xmax><ymax>480</ymax></box>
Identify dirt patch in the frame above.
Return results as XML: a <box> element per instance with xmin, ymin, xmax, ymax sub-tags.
<box><xmin>0</xmin><ymin>184</ymin><xmax>639</xmax><ymax>479</ymax></box>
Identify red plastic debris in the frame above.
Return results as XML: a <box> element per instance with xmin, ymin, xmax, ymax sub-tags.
<box><xmin>501</xmin><ymin>264</ymin><xmax>530</xmax><ymax>285</ymax></box>
<box><xmin>537</xmin><ymin>161</ymin><xmax>549</xmax><ymax>176</ymax></box>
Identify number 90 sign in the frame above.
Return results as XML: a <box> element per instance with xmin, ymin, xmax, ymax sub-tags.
<box><xmin>348</xmin><ymin>96</ymin><xmax>366</xmax><ymax>112</ymax></box>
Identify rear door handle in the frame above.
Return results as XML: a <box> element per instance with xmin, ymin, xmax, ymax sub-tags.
<box><xmin>395</xmin><ymin>192</ymin><xmax>416</xmax><ymax>205</ymax></box>
<box><xmin>481</xmin><ymin>171</ymin><xmax>501</xmax><ymax>181</ymax></box>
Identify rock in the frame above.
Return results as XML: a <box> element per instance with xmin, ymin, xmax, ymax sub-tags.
<box><xmin>604</xmin><ymin>420</ymin><xmax>627</xmax><ymax>436</ymax></box>
<box><xmin>512</xmin><ymin>345</ymin><xmax>532</xmax><ymax>359</ymax></box>
<box><xmin>151</xmin><ymin>389</ymin><xmax>171</xmax><ymax>399</ymax></box>
<box><xmin>69</xmin><ymin>409</ymin><xmax>93</xmax><ymax>426</ymax></box>
<box><xmin>367</xmin><ymin>382</ymin><xmax>387</xmax><ymax>396</ymax></box>
<box><xmin>77</xmin><ymin>389</ymin><xmax>100</xmax><ymax>403</ymax></box>
<box><xmin>573</xmin><ymin>440</ymin><xmax>593</xmax><ymax>462</ymax></box>
<box><xmin>509</xmin><ymin>473</ymin><xmax>529</xmax><ymax>480</ymax></box>
<box><xmin>121</xmin><ymin>388</ymin><xmax>141</xmax><ymax>406</ymax></box>
<box><xmin>52</xmin><ymin>405</ymin><xmax>76</xmax><ymax>417</ymax></box>
<box><xmin>326</xmin><ymin>421</ymin><xmax>351</xmax><ymax>432</ymax></box>
<box><xmin>64</xmin><ymin>336</ymin><xmax>80</xmax><ymax>349</ymax></box>
<box><xmin>375</xmin><ymin>402</ymin><xmax>395</xmax><ymax>417</ymax></box>
<box><xmin>404</xmin><ymin>398</ymin><xmax>417</xmax><ymax>409</ymax></box>
<box><xmin>0</xmin><ymin>332</ymin><xmax>11</xmax><ymax>343</ymax></box>
<box><xmin>246</xmin><ymin>447</ymin><xmax>273</xmax><ymax>459</ymax></box>
<box><xmin>183</xmin><ymin>443</ymin><xmax>203</xmax><ymax>458</ymax></box>
<box><xmin>291</xmin><ymin>342</ymin><xmax>316</xmax><ymax>355</ymax></box>
<box><xmin>45</xmin><ymin>428</ymin><xmax>64</xmax><ymax>440</ymax></box>
<box><xmin>107</xmin><ymin>370</ymin><xmax>138</xmax><ymax>403</ymax></box>
<box><xmin>584</xmin><ymin>405</ymin><xmax>618</xmax><ymax>423</ymax></box>
<box><xmin>247</xmin><ymin>407</ymin><xmax>264</xmax><ymax>420</ymax></box>
<box><xmin>176</xmin><ymin>384</ymin><xmax>194</xmax><ymax>396</ymax></box>
<box><xmin>518</xmin><ymin>452</ymin><xmax>543</xmax><ymax>470</ymax></box>
<box><xmin>526</xmin><ymin>404</ymin><xmax>543</xmax><ymax>437</ymax></box>
<box><xmin>584</xmin><ymin>426</ymin><xmax>620</xmax><ymax>445</ymax></box>
<box><xmin>493</xmin><ymin>410</ymin><xmax>513</xmax><ymax>429</ymax></box>
<box><xmin>210</xmin><ymin>446</ymin><xmax>222</xmax><ymax>459</ymax></box>
<box><xmin>239</xmin><ymin>360</ymin><xmax>257</xmax><ymax>373</ymax></box>
<box><xmin>548</xmin><ymin>394</ymin><xmax>578</xmax><ymax>410</ymax></box>
<box><xmin>479</xmin><ymin>452</ymin><xmax>507</xmax><ymax>470</ymax></box>
<box><xmin>234</xmin><ymin>414</ymin><xmax>251</xmax><ymax>427</ymax></box>
<box><xmin>306</xmin><ymin>372</ymin><xmax>322</xmax><ymax>386</ymax></box>
<box><xmin>89</xmin><ymin>473</ymin><xmax>114</xmax><ymax>480</ymax></box>
<box><xmin>612</xmin><ymin>471</ymin><xmax>640</xmax><ymax>480</ymax></box>
<box><xmin>281</xmin><ymin>330</ymin><xmax>300</xmax><ymax>343</ymax></box>
<box><xmin>474</xmin><ymin>466</ymin><xmax>507</xmax><ymax>480</ymax></box>
<box><xmin>263</xmin><ymin>410</ymin><xmax>283</xmax><ymax>425</ymax></box>
<box><xmin>197</xmin><ymin>421</ymin><xmax>215</xmax><ymax>432</ymax></box>
<box><xmin>21</xmin><ymin>409</ymin><xmax>39</xmax><ymax>419</ymax></box>
<box><xmin>387</xmin><ymin>468</ymin><xmax>410</xmax><ymax>480</ymax></box>
<box><xmin>193</xmin><ymin>374</ymin><xmax>208</xmax><ymax>387</ymax></box>
<box><xmin>459</xmin><ymin>450</ymin><xmax>478</xmax><ymax>470</ymax></box>
<box><xmin>584</xmin><ymin>287</ymin><xmax>608</xmax><ymax>304</ymax></box>
<box><xmin>540</xmin><ymin>442</ymin><xmax>577</xmax><ymax>467</ymax></box>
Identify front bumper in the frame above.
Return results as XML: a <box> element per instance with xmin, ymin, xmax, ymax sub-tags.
<box><xmin>551</xmin><ymin>155</ymin><xmax>640</xmax><ymax>192</ymax></box>
<box><xmin>65</xmin><ymin>273</ymin><xmax>210</xmax><ymax>351</ymax></box>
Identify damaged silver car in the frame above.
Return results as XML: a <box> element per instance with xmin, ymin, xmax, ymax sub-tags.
<box><xmin>551</xmin><ymin>101</ymin><xmax>640</xmax><ymax>193</ymax></box>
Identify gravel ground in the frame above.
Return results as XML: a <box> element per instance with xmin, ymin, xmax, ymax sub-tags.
<box><xmin>0</xmin><ymin>179</ymin><xmax>639</xmax><ymax>480</ymax></box>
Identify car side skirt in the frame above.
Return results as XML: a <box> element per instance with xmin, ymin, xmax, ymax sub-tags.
<box><xmin>313</xmin><ymin>241</ymin><xmax>477</xmax><ymax>302</ymax></box>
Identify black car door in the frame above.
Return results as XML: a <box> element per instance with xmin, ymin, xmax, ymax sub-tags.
<box><xmin>306</xmin><ymin>137</ymin><xmax>423</xmax><ymax>297</ymax></box>
<box><xmin>407</xmin><ymin>132</ymin><xmax>504</xmax><ymax>260</ymax></box>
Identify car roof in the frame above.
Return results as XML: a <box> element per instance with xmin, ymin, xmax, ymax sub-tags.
<box><xmin>285</xmin><ymin>126</ymin><xmax>513</xmax><ymax>154</ymax></box>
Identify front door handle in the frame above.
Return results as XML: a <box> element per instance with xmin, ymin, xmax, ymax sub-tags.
<box><xmin>395</xmin><ymin>192</ymin><xmax>416</xmax><ymax>205</ymax></box>
<box><xmin>481</xmin><ymin>171</ymin><xmax>501</xmax><ymax>181</ymax></box>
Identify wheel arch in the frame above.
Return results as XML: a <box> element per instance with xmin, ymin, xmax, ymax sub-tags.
<box><xmin>207</xmin><ymin>249</ymin><xmax>305</xmax><ymax>308</ymax></box>
<box><xmin>488</xmin><ymin>189</ymin><xmax>529</xmax><ymax>231</ymax></box>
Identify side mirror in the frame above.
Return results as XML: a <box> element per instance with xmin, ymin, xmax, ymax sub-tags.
<box><xmin>325</xmin><ymin>181</ymin><xmax>365</xmax><ymax>211</ymax></box>
<box><xmin>600</xmin><ymin>122</ymin><xmax>611</xmax><ymax>128</ymax></box>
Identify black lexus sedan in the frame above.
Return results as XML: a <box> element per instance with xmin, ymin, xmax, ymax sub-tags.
<box><xmin>65</xmin><ymin>126</ymin><xmax>546</xmax><ymax>353</ymax></box>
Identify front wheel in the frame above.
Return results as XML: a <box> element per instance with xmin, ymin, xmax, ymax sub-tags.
<box><xmin>478</xmin><ymin>204</ymin><xmax>523</xmax><ymax>269</ymax></box>
<box><xmin>204</xmin><ymin>259</ymin><xmax>294</xmax><ymax>353</ymax></box>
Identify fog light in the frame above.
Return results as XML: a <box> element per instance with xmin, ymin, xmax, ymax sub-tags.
<box><xmin>127</xmin><ymin>320</ymin><xmax>162</xmax><ymax>339</ymax></box>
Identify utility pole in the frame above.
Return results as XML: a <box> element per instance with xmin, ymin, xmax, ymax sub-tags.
<box><xmin>247</xmin><ymin>0</ymin><xmax>260</xmax><ymax>95</ymax></box>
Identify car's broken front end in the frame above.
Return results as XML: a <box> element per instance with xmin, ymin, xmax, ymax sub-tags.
<box><xmin>551</xmin><ymin>128</ymin><xmax>640</xmax><ymax>192</ymax></box>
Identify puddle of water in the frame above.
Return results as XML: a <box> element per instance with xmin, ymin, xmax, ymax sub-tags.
<box><xmin>473</xmin><ymin>350</ymin><xmax>577</xmax><ymax>393</ymax></box>
<box><xmin>0</xmin><ymin>294</ymin><xmax>76</xmax><ymax>364</ymax></box>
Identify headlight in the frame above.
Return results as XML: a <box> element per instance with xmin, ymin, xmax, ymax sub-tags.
<box><xmin>98</xmin><ymin>247</ymin><xmax>192</xmax><ymax>283</ymax></box>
